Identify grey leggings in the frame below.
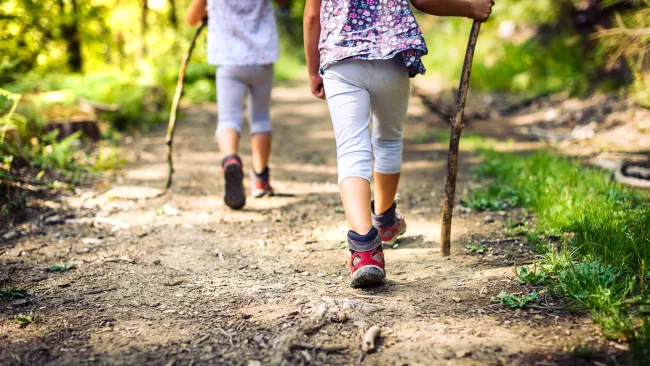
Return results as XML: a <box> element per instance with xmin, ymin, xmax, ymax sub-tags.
<box><xmin>322</xmin><ymin>58</ymin><xmax>410</xmax><ymax>184</ymax></box>
<box><xmin>216</xmin><ymin>64</ymin><xmax>274</xmax><ymax>136</ymax></box>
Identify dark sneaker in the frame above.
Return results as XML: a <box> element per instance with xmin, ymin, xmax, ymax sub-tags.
<box><xmin>250</xmin><ymin>167</ymin><xmax>274</xmax><ymax>198</ymax></box>
<box><xmin>372</xmin><ymin>201</ymin><xmax>407</xmax><ymax>246</ymax></box>
<box><xmin>222</xmin><ymin>154</ymin><xmax>246</xmax><ymax>209</ymax></box>
<box><xmin>348</xmin><ymin>228</ymin><xmax>386</xmax><ymax>288</ymax></box>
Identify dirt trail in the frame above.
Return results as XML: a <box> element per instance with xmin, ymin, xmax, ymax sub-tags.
<box><xmin>1</xmin><ymin>83</ymin><xmax>625</xmax><ymax>365</ymax></box>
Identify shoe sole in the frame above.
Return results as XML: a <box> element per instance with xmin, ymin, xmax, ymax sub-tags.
<box><xmin>252</xmin><ymin>189</ymin><xmax>274</xmax><ymax>198</ymax></box>
<box><xmin>224</xmin><ymin>164</ymin><xmax>246</xmax><ymax>209</ymax></box>
<box><xmin>350</xmin><ymin>266</ymin><xmax>386</xmax><ymax>288</ymax></box>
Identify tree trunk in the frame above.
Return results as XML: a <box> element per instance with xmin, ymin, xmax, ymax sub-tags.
<box><xmin>139</xmin><ymin>0</ymin><xmax>149</xmax><ymax>59</ymax></box>
<box><xmin>62</xmin><ymin>0</ymin><xmax>83</xmax><ymax>72</ymax></box>
<box><xmin>168</xmin><ymin>0</ymin><xmax>178</xmax><ymax>29</ymax></box>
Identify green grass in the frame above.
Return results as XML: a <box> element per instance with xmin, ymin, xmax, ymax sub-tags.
<box><xmin>14</xmin><ymin>310</ymin><xmax>40</xmax><ymax>326</ymax></box>
<box><xmin>0</xmin><ymin>287</ymin><xmax>28</xmax><ymax>300</ymax></box>
<box><xmin>470</xmin><ymin>148</ymin><xmax>650</xmax><ymax>363</ymax></box>
<box><xmin>465</xmin><ymin>243</ymin><xmax>487</xmax><ymax>254</ymax></box>
<box><xmin>46</xmin><ymin>263</ymin><xmax>76</xmax><ymax>272</ymax></box>
<box><xmin>491</xmin><ymin>290</ymin><xmax>539</xmax><ymax>308</ymax></box>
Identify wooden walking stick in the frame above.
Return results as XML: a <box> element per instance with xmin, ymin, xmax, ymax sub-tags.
<box><xmin>440</xmin><ymin>20</ymin><xmax>482</xmax><ymax>256</ymax></box>
<box><xmin>163</xmin><ymin>17</ymin><xmax>208</xmax><ymax>192</ymax></box>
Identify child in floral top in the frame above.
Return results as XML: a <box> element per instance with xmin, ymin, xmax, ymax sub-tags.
<box><xmin>304</xmin><ymin>0</ymin><xmax>494</xmax><ymax>287</ymax></box>
<box><xmin>186</xmin><ymin>0</ymin><xmax>288</xmax><ymax>210</ymax></box>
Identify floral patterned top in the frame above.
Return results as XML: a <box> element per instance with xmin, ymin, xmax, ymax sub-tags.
<box><xmin>206</xmin><ymin>0</ymin><xmax>279</xmax><ymax>66</ymax></box>
<box><xmin>319</xmin><ymin>0</ymin><xmax>428</xmax><ymax>77</ymax></box>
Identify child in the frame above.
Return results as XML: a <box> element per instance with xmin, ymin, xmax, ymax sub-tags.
<box><xmin>303</xmin><ymin>0</ymin><xmax>494</xmax><ymax>287</ymax></box>
<box><xmin>186</xmin><ymin>0</ymin><xmax>288</xmax><ymax>209</ymax></box>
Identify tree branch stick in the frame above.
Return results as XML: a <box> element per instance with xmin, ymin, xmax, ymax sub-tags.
<box><xmin>440</xmin><ymin>20</ymin><xmax>481</xmax><ymax>257</ymax></box>
<box><xmin>164</xmin><ymin>18</ymin><xmax>207</xmax><ymax>193</ymax></box>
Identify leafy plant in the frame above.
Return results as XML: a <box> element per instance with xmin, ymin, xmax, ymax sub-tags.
<box><xmin>504</xmin><ymin>219</ymin><xmax>533</xmax><ymax>237</ymax></box>
<box><xmin>0</xmin><ymin>287</ymin><xmax>28</xmax><ymax>300</ymax></box>
<box><xmin>491</xmin><ymin>290</ymin><xmax>539</xmax><ymax>308</ymax></box>
<box><xmin>514</xmin><ymin>265</ymin><xmax>547</xmax><ymax>285</ymax></box>
<box><xmin>462</xmin><ymin>186</ymin><xmax>521</xmax><ymax>211</ymax></box>
<box><xmin>14</xmin><ymin>310</ymin><xmax>40</xmax><ymax>326</ymax></box>
<box><xmin>465</xmin><ymin>244</ymin><xmax>487</xmax><ymax>254</ymax></box>
<box><xmin>47</xmin><ymin>263</ymin><xmax>76</xmax><ymax>272</ymax></box>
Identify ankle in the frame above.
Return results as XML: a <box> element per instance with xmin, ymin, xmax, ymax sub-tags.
<box><xmin>371</xmin><ymin>201</ymin><xmax>397</xmax><ymax>228</ymax></box>
<box><xmin>253</xmin><ymin>166</ymin><xmax>269</xmax><ymax>179</ymax></box>
<box><xmin>221</xmin><ymin>154</ymin><xmax>242</xmax><ymax>168</ymax></box>
<box><xmin>347</xmin><ymin>227</ymin><xmax>380</xmax><ymax>251</ymax></box>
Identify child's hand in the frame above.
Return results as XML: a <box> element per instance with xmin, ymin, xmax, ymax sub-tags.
<box><xmin>310</xmin><ymin>74</ymin><xmax>325</xmax><ymax>100</ymax></box>
<box><xmin>469</xmin><ymin>0</ymin><xmax>495</xmax><ymax>21</ymax></box>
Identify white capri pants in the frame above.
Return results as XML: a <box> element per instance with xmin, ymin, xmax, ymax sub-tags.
<box><xmin>322</xmin><ymin>58</ymin><xmax>410</xmax><ymax>184</ymax></box>
<box><xmin>216</xmin><ymin>64</ymin><xmax>274</xmax><ymax>136</ymax></box>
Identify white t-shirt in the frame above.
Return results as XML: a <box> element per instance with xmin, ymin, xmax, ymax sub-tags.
<box><xmin>206</xmin><ymin>0</ymin><xmax>280</xmax><ymax>66</ymax></box>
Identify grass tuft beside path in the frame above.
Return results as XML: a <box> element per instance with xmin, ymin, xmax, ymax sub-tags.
<box><xmin>467</xmin><ymin>149</ymin><xmax>650</xmax><ymax>364</ymax></box>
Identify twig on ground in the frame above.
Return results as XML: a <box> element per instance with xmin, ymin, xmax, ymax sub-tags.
<box><xmin>290</xmin><ymin>343</ymin><xmax>348</xmax><ymax>353</ymax></box>
<box><xmin>359</xmin><ymin>325</ymin><xmax>381</xmax><ymax>363</ymax></box>
<box><xmin>352</xmin><ymin>294</ymin><xmax>385</xmax><ymax>299</ymax></box>
<box><xmin>217</xmin><ymin>327</ymin><xmax>234</xmax><ymax>347</ymax></box>
<box><xmin>86</xmin><ymin>287</ymin><xmax>118</xmax><ymax>295</ymax></box>
<box><xmin>102</xmin><ymin>257</ymin><xmax>136</xmax><ymax>264</ymax></box>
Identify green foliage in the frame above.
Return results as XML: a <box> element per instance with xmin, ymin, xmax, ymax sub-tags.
<box><xmin>514</xmin><ymin>265</ymin><xmax>548</xmax><ymax>285</ymax></box>
<box><xmin>472</xmin><ymin>149</ymin><xmax>650</xmax><ymax>361</ymax></box>
<box><xmin>14</xmin><ymin>310</ymin><xmax>40</xmax><ymax>326</ymax></box>
<box><xmin>465</xmin><ymin>243</ymin><xmax>487</xmax><ymax>254</ymax></box>
<box><xmin>504</xmin><ymin>219</ymin><xmax>533</xmax><ymax>237</ymax></box>
<box><xmin>47</xmin><ymin>263</ymin><xmax>76</xmax><ymax>272</ymax></box>
<box><xmin>0</xmin><ymin>287</ymin><xmax>29</xmax><ymax>300</ymax></box>
<box><xmin>491</xmin><ymin>290</ymin><xmax>539</xmax><ymax>308</ymax></box>
<box><xmin>462</xmin><ymin>186</ymin><xmax>520</xmax><ymax>211</ymax></box>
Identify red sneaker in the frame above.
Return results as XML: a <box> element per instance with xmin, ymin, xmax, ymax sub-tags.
<box><xmin>222</xmin><ymin>155</ymin><xmax>246</xmax><ymax>209</ymax></box>
<box><xmin>372</xmin><ymin>202</ymin><xmax>407</xmax><ymax>246</ymax></box>
<box><xmin>250</xmin><ymin>168</ymin><xmax>274</xmax><ymax>198</ymax></box>
<box><xmin>378</xmin><ymin>211</ymin><xmax>407</xmax><ymax>246</ymax></box>
<box><xmin>348</xmin><ymin>230</ymin><xmax>386</xmax><ymax>288</ymax></box>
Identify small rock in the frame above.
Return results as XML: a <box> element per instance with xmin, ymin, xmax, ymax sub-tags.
<box><xmin>12</xmin><ymin>299</ymin><xmax>29</xmax><ymax>306</ymax></box>
<box><xmin>392</xmin><ymin>243</ymin><xmax>399</xmax><ymax>249</ymax></box>
<box><xmin>44</xmin><ymin>215</ymin><xmax>64</xmax><ymax>225</ymax></box>
<box><xmin>257</xmin><ymin>239</ymin><xmax>265</xmax><ymax>247</ymax></box>
<box><xmin>161</xmin><ymin>204</ymin><xmax>180</xmax><ymax>216</ymax></box>
<box><xmin>331</xmin><ymin>311</ymin><xmax>348</xmax><ymax>323</ymax></box>
<box><xmin>153</xmin><ymin>259</ymin><xmax>161</xmax><ymax>265</ymax></box>
<box><xmin>301</xmin><ymin>271</ymin><xmax>310</xmax><ymax>276</ymax></box>
<box><xmin>203</xmin><ymin>345</ymin><xmax>213</xmax><ymax>353</ymax></box>
<box><xmin>3</xmin><ymin>230</ymin><xmax>20</xmax><ymax>241</ymax></box>
<box><xmin>452</xmin><ymin>297</ymin><xmax>461</xmax><ymax>303</ymax></box>
<box><xmin>247</xmin><ymin>361</ymin><xmax>262</xmax><ymax>366</ymax></box>
<box><xmin>82</xmin><ymin>237</ymin><xmax>104</xmax><ymax>245</ymax></box>
<box><xmin>494</xmin><ymin>346</ymin><xmax>502</xmax><ymax>352</ymax></box>
<box><xmin>455</xmin><ymin>349</ymin><xmax>472</xmax><ymax>358</ymax></box>
<box><xmin>484</xmin><ymin>215</ymin><xmax>495</xmax><ymax>223</ymax></box>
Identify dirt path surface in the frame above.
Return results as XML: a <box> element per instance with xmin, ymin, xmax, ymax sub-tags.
<box><xmin>1</xmin><ymin>83</ymin><xmax>628</xmax><ymax>365</ymax></box>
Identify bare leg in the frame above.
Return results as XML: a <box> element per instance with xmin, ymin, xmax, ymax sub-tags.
<box><xmin>251</xmin><ymin>132</ymin><xmax>272</xmax><ymax>173</ymax></box>
<box><xmin>217</xmin><ymin>128</ymin><xmax>240</xmax><ymax>157</ymax></box>
<box><xmin>340</xmin><ymin>177</ymin><xmax>373</xmax><ymax>234</ymax></box>
<box><xmin>373</xmin><ymin>172</ymin><xmax>400</xmax><ymax>214</ymax></box>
